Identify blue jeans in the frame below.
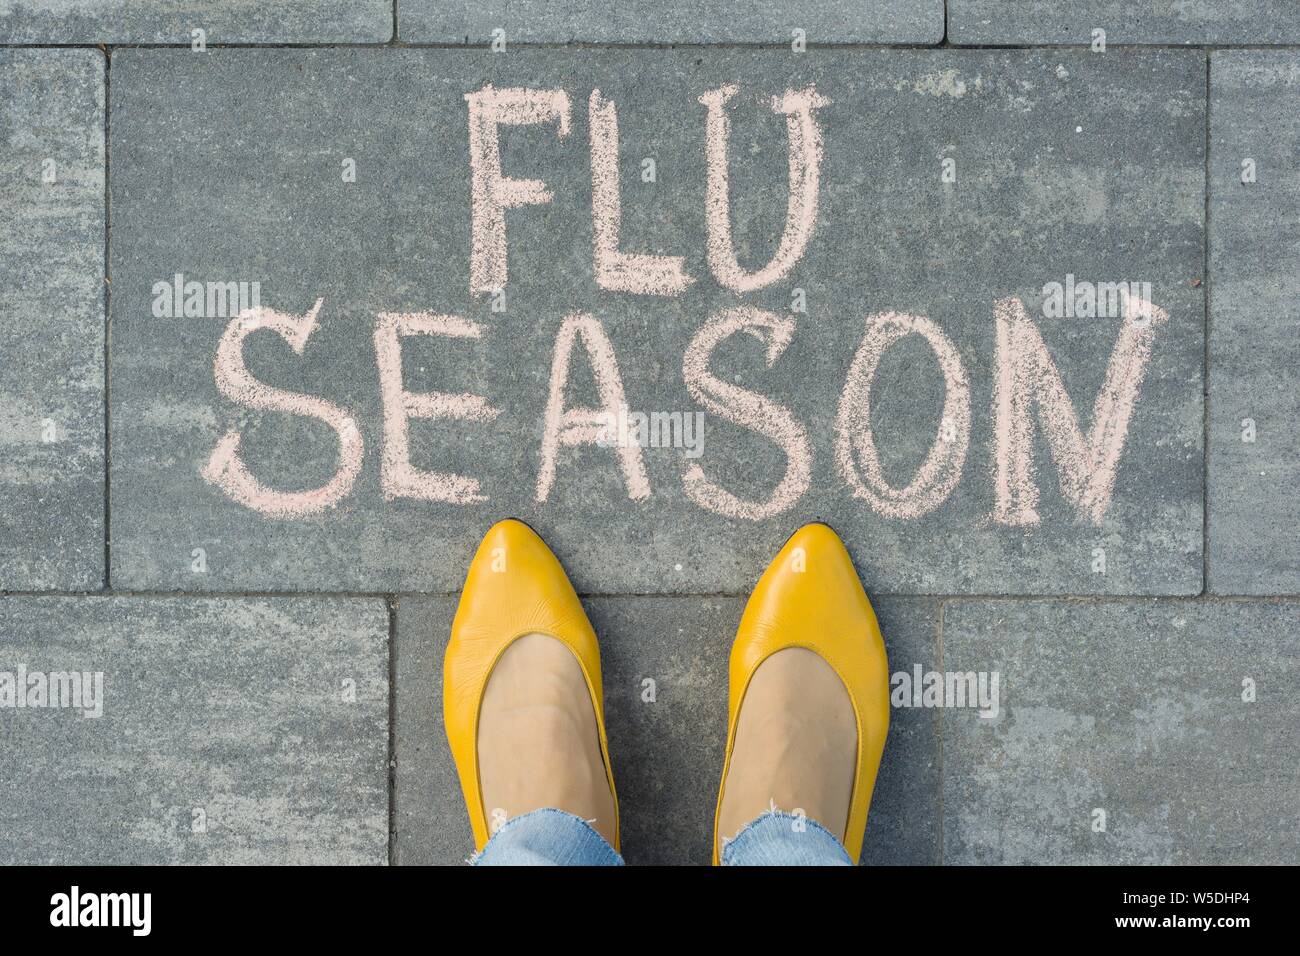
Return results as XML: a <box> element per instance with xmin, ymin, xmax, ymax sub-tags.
<box><xmin>474</xmin><ymin>808</ymin><xmax>854</xmax><ymax>866</ymax></box>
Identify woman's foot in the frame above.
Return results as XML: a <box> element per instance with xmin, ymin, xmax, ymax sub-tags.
<box><xmin>478</xmin><ymin>632</ymin><xmax>618</xmax><ymax>845</ymax></box>
<box><xmin>713</xmin><ymin>523</ymin><xmax>890</xmax><ymax>864</ymax></box>
<box><xmin>444</xmin><ymin>519</ymin><xmax>620</xmax><ymax>851</ymax></box>
<box><xmin>716</xmin><ymin>648</ymin><xmax>857</xmax><ymax>844</ymax></box>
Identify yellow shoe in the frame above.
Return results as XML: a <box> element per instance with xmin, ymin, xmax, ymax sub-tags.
<box><xmin>443</xmin><ymin>519</ymin><xmax>619</xmax><ymax>852</ymax></box>
<box><xmin>712</xmin><ymin>523</ymin><xmax>890</xmax><ymax>865</ymax></box>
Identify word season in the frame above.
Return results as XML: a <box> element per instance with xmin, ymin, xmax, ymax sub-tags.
<box><xmin>197</xmin><ymin>84</ymin><xmax>1168</xmax><ymax>525</ymax></box>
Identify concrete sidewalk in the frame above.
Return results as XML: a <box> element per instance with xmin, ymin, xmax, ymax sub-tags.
<box><xmin>0</xmin><ymin>3</ymin><xmax>1296</xmax><ymax>865</ymax></box>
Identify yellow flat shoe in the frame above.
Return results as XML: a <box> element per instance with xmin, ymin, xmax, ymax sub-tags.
<box><xmin>443</xmin><ymin>519</ymin><xmax>619</xmax><ymax>852</ymax></box>
<box><xmin>712</xmin><ymin>523</ymin><xmax>890</xmax><ymax>865</ymax></box>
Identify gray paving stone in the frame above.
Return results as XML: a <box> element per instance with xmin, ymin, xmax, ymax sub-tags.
<box><xmin>0</xmin><ymin>0</ymin><xmax>391</xmax><ymax>43</ymax></box>
<box><xmin>109</xmin><ymin>48</ymin><xmax>1204</xmax><ymax>596</ymax></box>
<box><xmin>949</xmin><ymin>1</ymin><xmax>1300</xmax><ymax>45</ymax></box>
<box><xmin>0</xmin><ymin>51</ymin><xmax>104</xmax><ymax>591</ymax></box>
<box><xmin>399</xmin><ymin>0</ymin><xmax>944</xmax><ymax>44</ymax></box>
<box><xmin>394</xmin><ymin>594</ymin><xmax>938</xmax><ymax>865</ymax></box>
<box><xmin>0</xmin><ymin>596</ymin><xmax>389</xmax><ymax>864</ymax></box>
<box><xmin>1208</xmin><ymin>53</ymin><xmax>1300</xmax><ymax>595</ymax></box>
<box><xmin>941</xmin><ymin>599</ymin><xmax>1300</xmax><ymax>864</ymax></box>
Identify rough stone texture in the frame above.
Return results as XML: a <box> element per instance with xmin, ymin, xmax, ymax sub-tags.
<box><xmin>393</xmin><ymin>594</ymin><xmax>938</xmax><ymax>865</ymax></box>
<box><xmin>0</xmin><ymin>596</ymin><xmax>389</xmax><ymax>864</ymax></box>
<box><xmin>0</xmin><ymin>50</ymin><xmax>104</xmax><ymax>590</ymax></box>
<box><xmin>0</xmin><ymin>0</ymin><xmax>392</xmax><ymax>43</ymax></box>
<box><xmin>108</xmin><ymin>48</ymin><xmax>1205</xmax><ymax>596</ymax></box>
<box><xmin>949</xmin><ymin>1</ymin><xmax>1300</xmax><ymax>45</ymax></box>
<box><xmin>941</xmin><ymin>599</ymin><xmax>1300</xmax><ymax>864</ymax></box>
<box><xmin>399</xmin><ymin>0</ymin><xmax>944</xmax><ymax>44</ymax></box>
<box><xmin>1208</xmin><ymin>53</ymin><xmax>1300</xmax><ymax>595</ymax></box>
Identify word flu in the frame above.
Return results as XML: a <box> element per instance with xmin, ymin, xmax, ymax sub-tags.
<box><xmin>200</xmin><ymin>84</ymin><xmax>1169</xmax><ymax>524</ymax></box>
